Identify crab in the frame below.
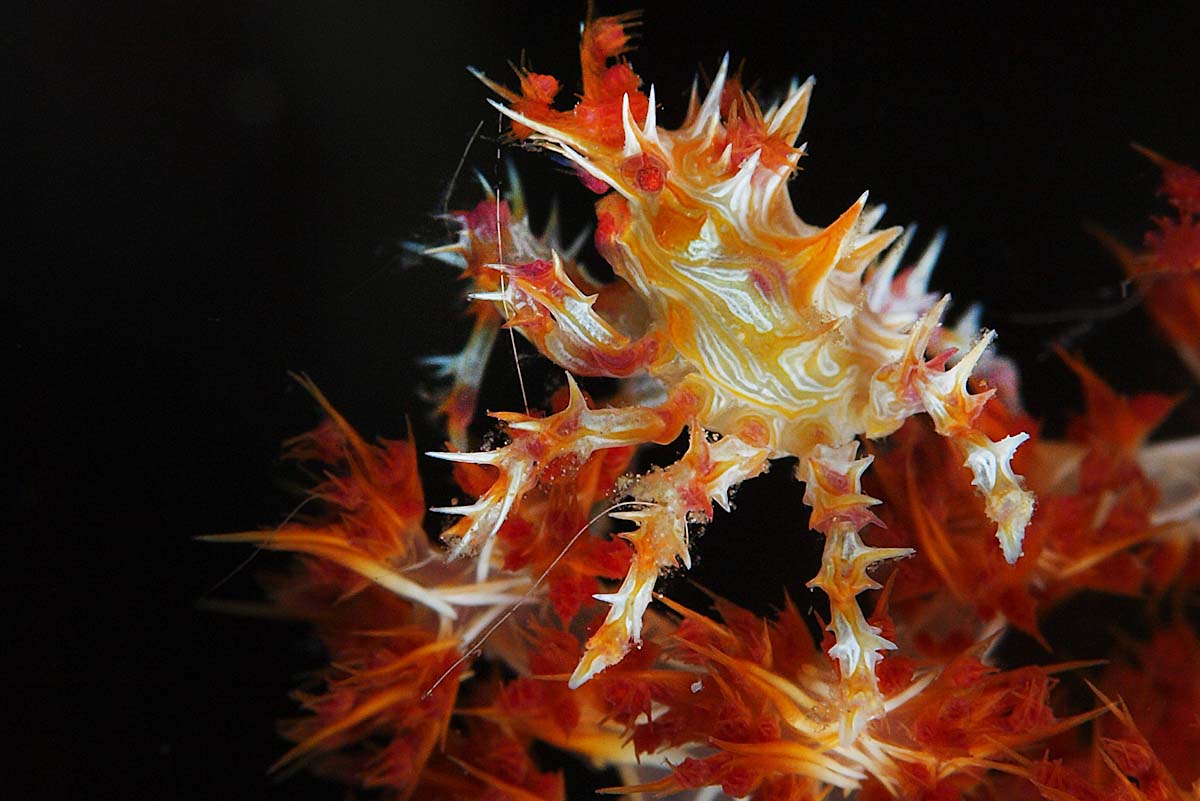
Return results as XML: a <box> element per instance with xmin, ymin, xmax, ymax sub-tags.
<box><xmin>424</xmin><ymin>12</ymin><xmax>1033</xmax><ymax>729</ymax></box>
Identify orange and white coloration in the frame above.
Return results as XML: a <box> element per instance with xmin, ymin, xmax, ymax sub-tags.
<box><xmin>421</xmin><ymin>168</ymin><xmax>595</xmax><ymax>451</ymax></box>
<box><xmin>201</xmin><ymin>13</ymin><xmax>1200</xmax><ymax>799</ymax></box>
<box><xmin>427</xmin><ymin>13</ymin><xmax>1035</xmax><ymax>731</ymax></box>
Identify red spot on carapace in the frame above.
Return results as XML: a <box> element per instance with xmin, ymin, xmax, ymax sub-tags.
<box><xmin>621</xmin><ymin>153</ymin><xmax>668</xmax><ymax>194</ymax></box>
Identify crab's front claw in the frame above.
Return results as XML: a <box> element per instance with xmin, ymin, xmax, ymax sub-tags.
<box><xmin>471</xmin><ymin>253</ymin><xmax>660</xmax><ymax>379</ymax></box>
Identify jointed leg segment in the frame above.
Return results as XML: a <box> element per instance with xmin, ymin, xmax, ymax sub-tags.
<box><xmin>570</xmin><ymin>428</ymin><xmax>771</xmax><ymax>686</ymax></box>
<box><xmin>428</xmin><ymin>376</ymin><xmax>692</xmax><ymax>580</ymax></box>
<box><xmin>799</xmin><ymin>442</ymin><xmax>914</xmax><ymax>743</ymax></box>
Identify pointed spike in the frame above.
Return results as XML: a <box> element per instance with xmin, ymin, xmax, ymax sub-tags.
<box><xmin>689</xmin><ymin>53</ymin><xmax>730</xmax><ymax>137</ymax></box>
<box><xmin>684</xmin><ymin>76</ymin><xmax>700</xmax><ymax>127</ymax></box>
<box><xmin>409</xmin><ymin>241</ymin><xmax>462</xmax><ymax>267</ymax></box>
<box><xmin>432</xmin><ymin>588</ymin><xmax>526</xmax><ymax>608</ymax></box>
<box><xmin>423</xmin><ymin>242</ymin><xmax>465</xmax><ymax>256</ymax></box>
<box><xmin>467</xmin><ymin>290</ymin><xmax>510</xmax><ymax>303</ymax></box>
<box><xmin>467</xmin><ymin>66</ymin><xmax>520</xmax><ymax>103</ymax></box>
<box><xmin>866</xmin><ymin>226</ymin><xmax>914</xmax><ymax>310</ymax></box>
<box><xmin>485</xmin><ymin>98</ymin><xmax>591</xmax><ymax>154</ymax></box>
<box><xmin>954</xmin><ymin>329</ymin><xmax>997</xmax><ymax>378</ymax></box>
<box><xmin>927</xmin><ymin>298</ymin><xmax>952</xmax><ymax>348</ymax></box>
<box><xmin>430</xmin><ymin>502</ymin><xmax>484</xmax><ymax>516</ymax></box>
<box><xmin>526</xmin><ymin>132</ymin><xmax>625</xmax><ymax>198</ymax></box>
<box><xmin>864</xmin><ymin>546</ymin><xmax>916</xmax><ymax>564</ymax></box>
<box><xmin>927</xmin><ymin>294</ymin><xmax>951</xmax><ymax>327</ymax></box>
<box><xmin>620</xmin><ymin>93</ymin><xmax>643</xmax><ymax>158</ymax></box>
<box><xmin>472</xmin><ymin>168</ymin><xmax>494</xmax><ymax>198</ymax></box>
<box><xmin>542</xmin><ymin>198</ymin><xmax>561</xmax><ymax>247</ymax></box>
<box><xmin>1131</xmin><ymin>142</ymin><xmax>1172</xmax><ymax>169</ymax></box>
<box><xmin>592</xmin><ymin>591</ymin><xmax>625</xmax><ymax>610</ymax></box>
<box><xmin>537</xmin><ymin>253</ymin><xmax>569</xmax><ymax>298</ymax></box>
<box><xmin>475</xmin><ymin>532</ymin><xmax>497</xmax><ymax>582</ymax></box>
<box><xmin>419</xmin><ymin>354</ymin><xmax>456</xmax><ymax>369</ymax></box>
<box><xmin>502</xmin><ymin>420</ymin><xmax>542</xmax><ymax>433</ymax></box>
<box><xmin>826</xmin><ymin>191</ymin><xmax>869</xmax><ymax>254</ymax></box>
<box><xmin>716</xmin><ymin>143</ymin><xmax>733</xmax><ymax>174</ymax></box>
<box><xmin>550</xmin><ymin>249</ymin><xmax>574</xmax><ymax>282</ymax></box>
<box><xmin>733</xmin><ymin>148</ymin><xmax>761</xmax><ymax>187</ymax></box>
<box><xmin>767</xmin><ymin>75</ymin><xmax>815</xmax><ymax>143</ymax></box>
<box><xmin>861</xmin><ymin>203</ymin><xmax>888</xmax><ymax>232</ymax></box>
<box><xmin>878</xmin><ymin>227</ymin><xmax>915</xmax><ymax>281</ymax></box>
<box><xmin>912</xmin><ymin>228</ymin><xmax>946</xmax><ymax>292</ymax></box>
<box><xmin>426</xmin><ymin>449</ymin><xmax>501</xmax><ymax>465</ymax></box>
<box><xmin>741</xmin><ymin>147</ymin><xmax>763</xmax><ymax>176</ymax></box>
<box><xmin>953</xmin><ymin>302</ymin><xmax>984</xmax><ymax>339</ymax></box>
<box><xmin>642</xmin><ymin>84</ymin><xmax>659</xmax><ymax>139</ymax></box>
<box><xmin>851</xmin><ymin>226</ymin><xmax>903</xmax><ymax>265</ymax></box>
<box><xmin>504</xmin><ymin>159</ymin><xmax>525</xmax><ymax>219</ymax></box>
<box><xmin>559</xmin><ymin>370</ymin><xmax>596</xmax><ymax>418</ymax></box>
<box><xmin>563</xmin><ymin>370</ymin><xmax>587</xmax><ymax>409</ymax></box>
<box><xmin>759</xmin><ymin>169</ymin><xmax>788</xmax><ymax>208</ymax></box>
<box><xmin>907</xmin><ymin>295</ymin><xmax>951</xmax><ymax>358</ymax></box>
<box><xmin>419</xmin><ymin>247</ymin><xmax>469</xmax><ymax>269</ymax></box>
<box><xmin>401</xmin><ymin>240</ymin><xmax>436</xmax><ymax>256</ymax></box>
<box><xmin>712</xmin><ymin>148</ymin><xmax>761</xmax><ymax>202</ymax></box>
<box><xmin>995</xmin><ymin>431</ymin><xmax>1029</xmax><ymax>463</ymax></box>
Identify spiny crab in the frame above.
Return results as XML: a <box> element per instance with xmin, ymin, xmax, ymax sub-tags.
<box><xmin>425</xmin><ymin>12</ymin><xmax>1034</xmax><ymax>735</ymax></box>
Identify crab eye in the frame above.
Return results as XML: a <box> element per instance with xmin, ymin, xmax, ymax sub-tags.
<box><xmin>635</xmin><ymin>163</ymin><xmax>664</xmax><ymax>192</ymax></box>
<box><xmin>621</xmin><ymin>153</ymin><xmax>667</xmax><ymax>194</ymax></box>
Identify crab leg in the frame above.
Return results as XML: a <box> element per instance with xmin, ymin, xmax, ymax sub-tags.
<box><xmin>799</xmin><ymin>442</ymin><xmax>914</xmax><ymax>744</ymax></box>
<box><xmin>429</xmin><ymin>376</ymin><xmax>693</xmax><ymax>581</ymax></box>
<box><xmin>869</xmin><ymin>297</ymin><xmax>1035</xmax><ymax>563</ymax></box>
<box><xmin>570</xmin><ymin>428</ymin><xmax>772</xmax><ymax>687</ymax></box>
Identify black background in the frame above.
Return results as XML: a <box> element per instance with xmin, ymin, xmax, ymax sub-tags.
<box><xmin>22</xmin><ymin>2</ymin><xmax>1199</xmax><ymax>799</ymax></box>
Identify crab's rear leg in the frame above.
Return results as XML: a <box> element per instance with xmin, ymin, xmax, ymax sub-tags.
<box><xmin>570</xmin><ymin>428</ymin><xmax>772</xmax><ymax>687</ymax></box>
<box><xmin>429</xmin><ymin>377</ymin><xmax>692</xmax><ymax>581</ymax></box>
